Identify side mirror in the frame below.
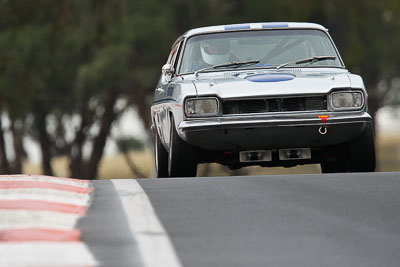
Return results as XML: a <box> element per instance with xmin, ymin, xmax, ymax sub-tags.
<box><xmin>162</xmin><ymin>64</ymin><xmax>175</xmax><ymax>76</ymax></box>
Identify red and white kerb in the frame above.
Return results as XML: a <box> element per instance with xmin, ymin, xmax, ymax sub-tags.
<box><xmin>0</xmin><ymin>175</ymin><xmax>97</xmax><ymax>266</ymax></box>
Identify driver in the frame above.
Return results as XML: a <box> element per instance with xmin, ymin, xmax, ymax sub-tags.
<box><xmin>200</xmin><ymin>39</ymin><xmax>233</xmax><ymax>66</ymax></box>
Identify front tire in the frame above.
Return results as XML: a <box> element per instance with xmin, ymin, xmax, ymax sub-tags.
<box><xmin>321</xmin><ymin>160</ymin><xmax>348</xmax><ymax>173</ymax></box>
<box><xmin>168</xmin><ymin>116</ymin><xmax>197</xmax><ymax>177</ymax></box>
<box><xmin>320</xmin><ymin>123</ymin><xmax>376</xmax><ymax>173</ymax></box>
<box><xmin>320</xmin><ymin>145</ymin><xmax>349</xmax><ymax>173</ymax></box>
<box><xmin>348</xmin><ymin>122</ymin><xmax>376</xmax><ymax>172</ymax></box>
<box><xmin>155</xmin><ymin>129</ymin><xmax>169</xmax><ymax>178</ymax></box>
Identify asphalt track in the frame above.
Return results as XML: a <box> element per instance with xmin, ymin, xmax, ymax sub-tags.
<box><xmin>78</xmin><ymin>172</ymin><xmax>400</xmax><ymax>267</ymax></box>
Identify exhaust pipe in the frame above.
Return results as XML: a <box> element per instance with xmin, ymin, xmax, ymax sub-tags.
<box><xmin>319</xmin><ymin>125</ymin><xmax>328</xmax><ymax>135</ymax></box>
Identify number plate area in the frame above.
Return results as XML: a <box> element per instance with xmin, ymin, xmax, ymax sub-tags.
<box><xmin>239</xmin><ymin>148</ymin><xmax>312</xmax><ymax>162</ymax></box>
<box><xmin>279</xmin><ymin>148</ymin><xmax>311</xmax><ymax>160</ymax></box>
<box><xmin>239</xmin><ymin>150</ymin><xmax>272</xmax><ymax>162</ymax></box>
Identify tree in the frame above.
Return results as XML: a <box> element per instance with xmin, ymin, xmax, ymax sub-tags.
<box><xmin>116</xmin><ymin>136</ymin><xmax>147</xmax><ymax>178</ymax></box>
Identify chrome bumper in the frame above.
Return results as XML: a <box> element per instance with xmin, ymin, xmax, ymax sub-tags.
<box><xmin>178</xmin><ymin>112</ymin><xmax>372</xmax><ymax>151</ymax></box>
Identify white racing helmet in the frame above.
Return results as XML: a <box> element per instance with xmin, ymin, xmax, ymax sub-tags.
<box><xmin>200</xmin><ymin>39</ymin><xmax>231</xmax><ymax>65</ymax></box>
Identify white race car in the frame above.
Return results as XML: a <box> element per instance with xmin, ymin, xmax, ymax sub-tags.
<box><xmin>151</xmin><ymin>22</ymin><xmax>376</xmax><ymax>177</ymax></box>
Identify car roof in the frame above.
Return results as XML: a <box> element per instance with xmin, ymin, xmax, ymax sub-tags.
<box><xmin>181</xmin><ymin>22</ymin><xmax>328</xmax><ymax>39</ymax></box>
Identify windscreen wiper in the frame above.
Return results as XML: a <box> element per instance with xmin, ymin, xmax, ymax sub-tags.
<box><xmin>276</xmin><ymin>56</ymin><xmax>337</xmax><ymax>71</ymax></box>
<box><xmin>195</xmin><ymin>60</ymin><xmax>260</xmax><ymax>77</ymax></box>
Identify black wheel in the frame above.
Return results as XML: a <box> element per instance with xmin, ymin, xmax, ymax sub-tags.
<box><xmin>320</xmin><ymin>144</ymin><xmax>349</xmax><ymax>173</ymax></box>
<box><xmin>154</xmin><ymin>129</ymin><xmax>169</xmax><ymax>178</ymax></box>
<box><xmin>348</xmin><ymin>122</ymin><xmax>376</xmax><ymax>172</ymax></box>
<box><xmin>168</xmin><ymin>116</ymin><xmax>197</xmax><ymax>177</ymax></box>
<box><xmin>320</xmin><ymin>160</ymin><xmax>348</xmax><ymax>173</ymax></box>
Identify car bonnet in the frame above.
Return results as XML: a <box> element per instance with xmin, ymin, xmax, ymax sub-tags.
<box><xmin>191</xmin><ymin>70</ymin><xmax>353</xmax><ymax>99</ymax></box>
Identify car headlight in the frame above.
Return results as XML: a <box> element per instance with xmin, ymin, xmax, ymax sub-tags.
<box><xmin>185</xmin><ymin>97</ymin><xmax>219</xmax><ymax>117</ymax></box>
<box><xmin>331</xmin><ymin>91</ymin><xmax>364</xmax><ymax>110</ymax></box>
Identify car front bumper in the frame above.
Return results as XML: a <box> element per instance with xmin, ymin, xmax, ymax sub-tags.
<box><xmin>178</xmin><ymin>112</ymin><xmax>372</xmax><ymax>151</ymax></box>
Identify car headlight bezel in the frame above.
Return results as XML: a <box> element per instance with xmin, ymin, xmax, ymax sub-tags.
<box><xmin>185</xmin><ymin>97</ymin><xmax>220</xmax><ymax>117</ymax></box>
<box><xmin>330</xmin><ymin>90</ymin><xmax>364</xmax><ymax>111</ymax></box>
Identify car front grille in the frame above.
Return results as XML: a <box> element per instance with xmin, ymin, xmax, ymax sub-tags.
<box><xmin>222</xmin><ymin>96</ymin><xmax>327</xmax><ymax>115</ymax></box>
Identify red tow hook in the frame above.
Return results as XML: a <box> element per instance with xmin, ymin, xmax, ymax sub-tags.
<box><xmin>317</xmin><ymin>115</ymin><xmax>329</xmax><ymax>135</ymax></box>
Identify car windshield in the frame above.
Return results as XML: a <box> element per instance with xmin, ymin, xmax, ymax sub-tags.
<box><xmin>179</xmin><ymin>29</ymin><xmax>343</xmax><ymax>74</ymax></box>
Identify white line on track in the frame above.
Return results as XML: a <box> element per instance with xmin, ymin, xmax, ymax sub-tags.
<box><xmin>0</xmin><ymin>210</ymin><xmax>81</xmax><ymax>230</ymax></box>
<box><xmin>0</xmin><ymin>188</ymin><xmax>90</xmax><ymax>206</ymax></box>
<box><xmin>0</xmin><ymin>175</ymin><xmax>89</xmax><ymax>188</ymax></box>
<box><xmin>0</xmin><ymin>242</ymin><xmax>97</xmax><ymax>267</ymax></box>
<box><xmin>112</xmin><ymin>179</ymin><xmax>183</xmax><ymax>267</ymax></box>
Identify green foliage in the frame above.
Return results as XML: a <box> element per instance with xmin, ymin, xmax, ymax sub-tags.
<box><xmin>77</xmin><ymin>44</ymin><xmax>130</xmax><ymax>92</ymax></box>
<box><xmin>116</xmin><ymin>137</ymin><xmax>145</xmax><ymax>152</ymax></box>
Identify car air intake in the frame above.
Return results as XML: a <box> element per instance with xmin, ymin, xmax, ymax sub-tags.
<box><xmin>222</xmin><ymin>96</ymin><xmax>327</xmax><ymax>115</ymax></box>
